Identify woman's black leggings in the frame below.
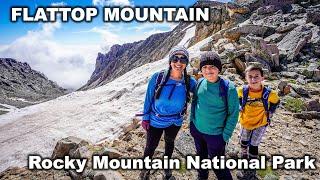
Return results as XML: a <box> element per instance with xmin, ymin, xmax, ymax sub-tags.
<box><xmin>143</xmin><ymin>125</ymin><xmax>181</xmax><ymax>159</ymax></box>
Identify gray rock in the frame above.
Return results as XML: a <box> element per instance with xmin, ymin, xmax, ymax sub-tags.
<box><xmin>175</xmin><ymin>130</ymin><xmax>196</xmax><ymax>156</ymax></box>
<box><xmin>306</xmin><ymin>99</ymin><xmax>320</xmax><ymax>112</ymax></box>
<box><xmin>200</xmin><ymin>43</ymin><xmax>212</xmax><ymax>52</ymax></box>
<box><xmin>288</xmin><ymin>4</ymin><xmax>306</xmax><ymax>14</ymax></box>
<box><xmin>93</xmin><ymin>170</ymin><xmax>124</xmax><ymax>180</ymax></box>
<box><xmin>276</xmin><ymin>23</ymin><xmax>298</xmax><ymax>33</ymax></box>
<box><xmin>304</xmin><ymin>63</ymin><xmax>320</xmax><ymax>81</ymax></box>
<box><xmin>264</xmin><ymin>173</ymin><xmax>278</xmax><ymax>180</ymax></box>
<box><xmin>69</xmin><ymin>145</ymin><xmax>92</xmax><ymax>159</ymax></box>
<box><xmin>101</xmin><ymin>148</ymin><xmax>123</xmax><ymax>158</ymax></box>
<box><xmin>246</xmin><ymin>35</ymin><xmax>280</xmax><ymax>68</ymax></box>
<box><xmin>277</xmin><ymin>26</ymin><xmax>313</xmax><ymax>61</ymax></box>
<box><xmin>281</xmin><ymin>71</ymin><xmax>298</xmax><ymax>79</ymax></box>
<box><xmin>291</xmin><ymin>84</ymin><xmax>310</xmax><ymax>97</ymax></box>
<box><xmin>293</xmin><ymin>111</ymin><xmax>320</xmax><ymax>120</ymax></box>
<box><xmin>256</xmin><ymin>5</ymin><xmax>279</xmax><ymax>15</ymax></box>
<box><xmin>278</xmin><ymin>80</ymin><xmax>291</xmax><ymax>95</ymax></box>
<box><xmin>264</xmin><ymin>33</ymin><xmax>285</xmax><ymax>43</ymax></box>
<box><xmin>223</xmin><ymin>23</ymin><xmax>276</xmax><ymax>41</ymax></box>
<box><xmin>233</xmin><ymin>58</ymin><xmax>246</xmax><ymax>74</ymax></box>
<box><xmin>306</xmin><ymin>5</ymin><xmax>320</xmax><ymax>25</ymax></box>
<box><xmin>51</xmin><ymin>136</ymin><xmax>90</xmax><ymax>159</ymax></box>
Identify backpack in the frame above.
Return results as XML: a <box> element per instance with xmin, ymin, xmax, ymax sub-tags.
<box><xmin>240</xmin><ymin>85</ymin><xmax>272</xmax><ymax>123</ymax></box>
<box><xmin>153</xmin><ymin>70</ymin><xmax>191</xmax><ymax>117</ymax></box>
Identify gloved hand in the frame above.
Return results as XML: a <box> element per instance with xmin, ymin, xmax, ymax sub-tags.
<box><xmin>141</xmin><ymin>120</ymin><xmax>150</xmax><ymax>131</ymax></box>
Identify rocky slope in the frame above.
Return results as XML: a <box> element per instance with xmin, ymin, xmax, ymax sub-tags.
<box><xmin>79</xmin><ymin>22</ymin><xmax>192</xmax><ymax>90</ymax></box>
<box><xmin>0</xmin><ymin>58</ymin><xmax>66</xmax><ymax>109</ymax></box>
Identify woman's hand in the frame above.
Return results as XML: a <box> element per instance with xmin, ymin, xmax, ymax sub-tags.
<box><xmin>141</xmin><ymin>120</ymin><xmax>150</xmax><ymax>131</ymax></box>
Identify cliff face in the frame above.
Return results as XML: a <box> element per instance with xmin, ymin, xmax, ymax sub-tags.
<box><xmin>79</xmin><ymin>22</ymin><xmax>192</xmax><ymax>90</ymax></box>
<box><xmin>0</xmin><ymin>58</ymin><xmax>66</xmax><ymax>108</ymax></box>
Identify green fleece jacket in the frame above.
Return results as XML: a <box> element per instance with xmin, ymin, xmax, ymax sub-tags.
<box><xmin>190</xmin><ymin>78</ymin><xmax>239</xmax><ymax>142</ymax></box>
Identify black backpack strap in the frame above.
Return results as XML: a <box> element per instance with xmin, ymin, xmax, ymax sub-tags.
<box><xmin>154</xmin><ymin>70</ymin><xmax>168</xmax><ymax>99</ymax></box>
<box><xmin>196</xmin><ymin>78</ymin><xmax>205</xmax><ymax>92</ymax></box>
<box><xmin>185</xmin><ymin>74</ymin><xmax>191</xmax><ymax>103</ymax></box>
<box><xmin>219</xmin><ymin>78</ymin><xmax>229</xmax><ymax>113</ymax></box>
<box><xmin>262</xmin><ymin>86</ymin><xmax>272</xmax><ymax>123</ymax></box>
<box><xmin>241</xmin><ymin>85</ymin><xmax>249</xmax><ymax>111</ymax></box>
<box><xmin>180</xmin><ymin>74</ymin><xmax>191</xmax><ymax>116</ymax></box>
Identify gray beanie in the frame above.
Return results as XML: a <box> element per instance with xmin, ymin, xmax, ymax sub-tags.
<box><xmin>199</xmin><ymin>51</ymin><xmax>222</xmax><ymax>72</ymax></box>
<box><xmin>169</xmin><ymin>46</ymin><xmax>189</xmax><ymax>64</ymax></box>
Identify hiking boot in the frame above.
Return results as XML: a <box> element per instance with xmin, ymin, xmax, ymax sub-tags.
<box><xmin>236</xmin><ymin>170</ymin><xmax>248</xmax><ymax>180</ymax></box>
<box><xmin>139</xmin><ymin>170</ymin><xmax>150</xmax><ymax>180</ymax></box>
<box><xmin>164</xmin><ymin>169</ymin><xmax>176</xmax><ymax>180</ymax></box>
<box><xmin>246</xmin><ymin>169</ymin><xmax>258</xmax><ymax>180</ymax></box>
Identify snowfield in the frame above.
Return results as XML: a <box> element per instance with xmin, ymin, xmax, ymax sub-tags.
<box><xmin>0</xmin><ymin>24</ymin><xmax>205</xmax><ymax>172</ymax></box>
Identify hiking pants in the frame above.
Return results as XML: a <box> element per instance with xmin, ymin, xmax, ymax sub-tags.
<box><xmin>190</xmin><ymin>121</ymin><xmax>232</xmax><ymax>180</ymax></box>
<box><xmin>240</xmin><ymin>125</ymin><xmax>267</xmax><ymax>159</ymax></box>
<box><xmin>143</xmin><ymin>124</ymin><xmax>181</xmax><ymax>159</ymax></box>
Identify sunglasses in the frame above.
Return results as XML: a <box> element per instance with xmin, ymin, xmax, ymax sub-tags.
<box><xmin>170</xmin><ymin>55</ymin><xmax>188</xmax><ymax>64</ymax></box>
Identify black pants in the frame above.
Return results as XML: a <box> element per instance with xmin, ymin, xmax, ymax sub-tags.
<box><xmin>190</xmin><ymin>122</ymin><xmax>232</xmax><ymax>180</ymax></box>
<box><xmin>143</xmin><ymin>125</ymin><xmax>181</xmax><ymax>159</ymax></box>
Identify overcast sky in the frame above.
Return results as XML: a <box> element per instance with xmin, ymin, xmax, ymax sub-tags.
<box><xmin>0</xmin><ymin>0</ymin><xmax>231</xmax><ymax>89</ymax></box>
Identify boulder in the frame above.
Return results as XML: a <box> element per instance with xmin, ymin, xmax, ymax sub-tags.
<box><xmin>233</xmin><ymin>58</ymin><xmax>247</xmax><ymax>74</ymax></box>
<box><xmin>305</xmin><ymin>63</ymin><xmax>320</xmax><ymax>81</ymax></box>
<box><xmin>288</xmin><ymin>4</ymin><xmax>306</xmax><ymax>14</ymax></box>
<box><xmin>290</xmin><ymin>84</ymin><xmax>310</xmax><ymax>97</ymax></box>
<box><xmin>306</xmin><ymin>99</ymin><xmax>320</xmax><ymax>112</ymax></box>
<box><xmin>247</xmin><ymin>36</ymin><xmax>280</xmax><ymax>68</ymax></box>
<box><xmin>264</xmin><ymin>33</ymin><xmax>285</xmax><ymax>43</ymax></box>
<box><xmin>256</xmin><ymin>5</ymin><xmax>279</xmax><ymax>15</ymax></box>
<box><xmin>276</xmin><ymin>23</ymin><xmax>298</xmax><ymax>33</ymax></box>
<box><xmin>200</xmin><ymin>42</ymin><xmax>212</xmax><ymax>51</ymax></box>
<box><xmin>307</xmin><ymin>6</ymin><xmax>320</xmax><ymax>25</ymax></box>
<box><xmin>224</xmin><ymin>24</ymin><xmax>276</xmax><ymax>41</ymax></box>
<box><xmin>277</xmin><ymin>26</ymin><xmax>313</xmax><ymax>61</ymax></box>
<box><xmin>281</xmin><ymin>71</ymin><xmax>298</xmax><ymax>79</ymax></box>
<box><xmin>223</xmin><ymin>28</ymin><xmax>242</xmax><ymax>41</ymax></box>
<box><xmin>293</xmin><ymin>111</ymin><xmax>320</xmax><ymax>120</ymax></box>
<box><xmin>278</xmin><ymin>81</ymin><xmax>291</xmax><ymax>96</ymax></box>
<box><xmin>225</xmin><ymin>68</ymin><xmax>237</xmax><ymax>74</ymax></box>
<box><xmin>212</xmin><ymin>33</ymin><xmax>223</xmax><ymax>43</ymax></box>
<box><xmin>52</xmin><ymin>136</ymin><xmax>90</xmax><ymax>159</ymax></box>
<box><xmin>226</xmin><ymin>3</ymin><xmax>250</xmax><ymax>15</ymax></box>
<box><xmin>101</xmin><ymin>148</ymin><xmax>123</xmax><ymax>158</ymax></box>
<box><xmin>93</xmin><ymin>170</ymin><xmax>124</xmax><ymax>180</ymax></box>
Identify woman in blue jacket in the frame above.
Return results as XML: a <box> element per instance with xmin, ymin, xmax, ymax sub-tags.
<box><xmin>140</xmin><ymin>46</ymin><xmax>196</xmax><ymax>180</ymax></box>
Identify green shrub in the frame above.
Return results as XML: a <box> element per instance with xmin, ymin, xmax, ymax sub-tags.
<box><xmin>284</xmin><ymin>97</ymin><xmax>305</xmax><ymax>113</ymax></box>
<box><xmin>178</xmin><ymin>162</ymin><xmax>187</xmax><ymax>174</ymax></box>
<box><xmin>257</xmin><ymin>166</ymin><xmax>278</xmax><ymax>179</ymax></box>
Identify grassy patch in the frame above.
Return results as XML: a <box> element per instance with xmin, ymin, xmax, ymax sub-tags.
<box><xmin>284</xmin><ymin>97</ymin><xmax>305</xmax><ymax>113</ymax></box>
<box><xmin>257</xmin><ymin>166</ymin><xmax>278</xmax><ymax>179</ymax></box>
<box><xmin>288</xmin><ymin>79</ymin><xmax>296</xmax><ymax>84</ymax></box>
<box><xmin>178</xmin><ymin>162</ymin><xmax>187</xmax><ymax>174</ymax></box>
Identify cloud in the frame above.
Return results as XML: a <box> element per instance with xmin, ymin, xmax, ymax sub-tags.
<box><xmin>92</xmin><ymin>0</ymin><xmax>133</xmax><ymax>6</ymax></box>
<box><xmin>82</xmin><ymin>21</ymin><xmax>175</xmax><ymax>51</ymax></box>
<box><xmin>131</xmin><ymin>22</ymin><xmax>178</xmax><ymax>32</ymax></box>
<box><xmin>51</xmin><ymin>1</ymin><xmax>67</xmax><ymax>6</ymax></box>
<box><xmin>0</xmin><ymin>22</ymin><xmax>99</xmax><ymax>90</ymax></box>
